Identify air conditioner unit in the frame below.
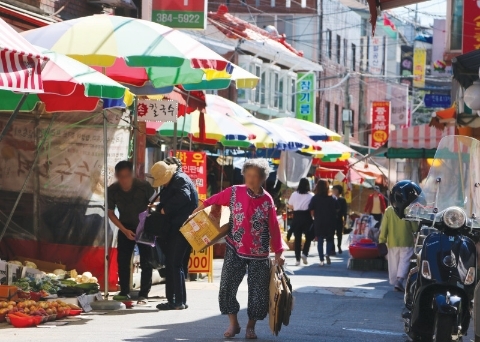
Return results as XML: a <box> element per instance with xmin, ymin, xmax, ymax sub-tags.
<box><xmin>87</xmin><ymin>0</ymin><xmax>137</xmax><ymax>10</ymax></box>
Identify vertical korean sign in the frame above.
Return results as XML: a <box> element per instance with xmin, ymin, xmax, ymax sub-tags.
<box><xmin>463</xmin><ymin>0</ymin><xmax>480</xmax><ymax>53</ymax></box>
<box><xmin>368</xmin><ymin>36</ymin><xmax>384</xmax><ymax>75</ymax></box>
<box><xmin>175</xmin><ymin>151</ymin><xmax>207</xmax><ymax>202</ymax></box>
<box><xmin>413</xmin><ymin>48</ymin><xmax>426</xmax><ymax>88</ymax></box>
<box><xmin>152</xmin><ymin>0</ymin><xmax>207</xmax><ymax>29</ymax></box>
<box><xmin>296</xmin><ymin>73</ymin><xmax>316</xmax><ymax>122</ymax></box>
<box><xmin>370</xmin><ymin>102</ymin><xmax>390</xmax><ymax>148</ymax></box>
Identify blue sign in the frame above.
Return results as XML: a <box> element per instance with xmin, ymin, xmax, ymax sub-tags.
<box><xmin>424</xmin><ymin>94</ymin><xmax>451</xmax><ymax>108</ymax></box>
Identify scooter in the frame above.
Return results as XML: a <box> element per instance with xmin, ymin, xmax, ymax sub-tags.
<box><xmin>400</xmin><ymin>136</ymin><xmax>480</xmax><ymax>342</ymax></box>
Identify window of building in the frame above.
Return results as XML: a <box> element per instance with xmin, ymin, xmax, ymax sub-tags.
<box><xmin>351</xmin><ymin>43</ymin><xmax>356</xmax><ymax>71</ymax></box>
<box><xmin>273</xmin><ymin>72</ymin><xmax>280</xmax><ymax>108</ymax></box>
<box><xmin>278</xmin><ymin>76</ymin><xmax>284</xmax><ymax>110</ymax></box>
<box><xmin>254</xmin><ymin>65</ymin><xmax>261</xmax><ymax>103</ymax></box>
<box><xmin>343</xmin><ymin>39</ymin><xmax>348</xmax><ymax>66</ymax></box>
<box><xmin>334</xmin><ymin>104</ymin><xmax>339</xmax><ymax>132</ymax></box>
<box><xmin>260</xmin><ymin>70</ymin><xmax>266</xmax><ymax>105</ymax></box>
<box><xmin>342</xmin><ymin>108</ymin><xmax>345</xmax><ymax>134</ymax></box>
<box><xmin>327</xmin><ymin>30</ymin><xmax>332</xmax><ymax>59</ymax></box>
<box><xmin>324</xmin><ymin>101</ymin><xmax>330</xmax><ymax>128</ymax></box>
<box><xmin>450</xmin><ymin>0</ymin><xmax>463</xmax><ymax>50</ymax></box>
<box><xmin>336</xmin><ymin>35</ymin><xmax>341</xmax><ymax>64</ymax></box>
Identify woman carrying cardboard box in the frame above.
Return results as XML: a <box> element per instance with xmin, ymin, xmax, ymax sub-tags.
<box><xmin>192</xmin><ymin>158</ymin><xmax>285</xmax><ymax>340</ymax></box>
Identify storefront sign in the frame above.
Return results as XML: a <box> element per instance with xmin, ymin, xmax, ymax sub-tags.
<box><xmin>463</xmin><ymin>0</ymin><xmax>480</xmax><ymax>53</ymax></box>
<box><xmin>152</xmin><ymin>0</ymin><xmax>207</xmax><ymax>29</ymax></box>
<box><xmin>387</xmin><ymin>84</ymin><xmax>408</xmax><ymax>126</ymax></box>
<box><xmin>424</xmin><ymin>94</ymin><xmax>451</xmax><ymax>108</ymax></box>
<box><xmin>400</xmin><ymin>45</ymin><xmax>413</xmax><ymax>89</ymax></box>
<box><xmin>370</xmin><ymin>101</ymin><xmax>390</xmax><ymax>148</ymax></box>
<box><xmin>137</xmin><ymin>100</ymin><xmax>178</xmax><ymax>122</ymax></box>
<box><xmin>175</xmin><ymin>151</ymin><xmax>207</xmax><ymax>202</ymax></box>
<box><xmin>413</xmin><ymin>48</ymin><xmax>426</xmax><ymax>88</ymax></box>
<box><xmin>296</xmin><ymin>72</ymin><xmax>315</xmax><ymax>122</ymax></box>
<box><xmin>369</xmin><ymin>36</ymin><xmax>384</xmax><ymax>75</ymax></box>
<box><xmin>188</xmin><ymin>246</ymin><xmax>213</xmax><ymax>282</ymax></box>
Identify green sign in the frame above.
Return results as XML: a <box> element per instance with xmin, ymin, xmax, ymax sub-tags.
<box><xmin>152</xmin><ymin>0</ymin><xmax>207</xmax><ymax>30</ymax></box>
<box><xmin>296</xmin><ymin>73</ymin><xmax>316</xmax><ymax>122</ymax></box>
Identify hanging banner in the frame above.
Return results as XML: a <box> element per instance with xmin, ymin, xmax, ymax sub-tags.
<box><xmin>424</xmin><ymin>94</ymin><xmax>451</xmax><ymax>108</ymax></box>
<box><xmin>370</xmin><ymin>101</ymin><xmax>390</xmax><ymax>148</ymax></box>
<box><xmin>137</xmin><ymin>100</ymin><xmax>178</xmax><ymax>122</ymax></box>
<box><xmin>152</xmin><ymin>0</ymin><xmax>207</xmax><ymax>29</ymax></box>
<box><xmin>400</xmin><ymin>45</ymin><xmax>413</xmax><ymax>89</ymax></box>
<box><xmin>387</xmin><ymin>84</ymin><xmax>408</xmax><ymax>126</ymax></box>
<box><xmin>296</xmin><ymin>73</ymin><xmax>316</xmax><ymax>122</ymax></box>
<box><xmin>368</xmin><ymin>36</ymin><xmax>384</xmax><ymax>75</ymax></box>
<box><xmin>175</xmin><ymin>151</ymin><xmax>207</xmax><ymax>202</ymax></box>
<box><xmin>413</xmin><ymin>48</ymin><xmax>426</xmax><ymax>88</ymax></box>
<box><xmin>463</xmin><ymin>0</ymin><xmax>480</xmax><ymax>53</ymax></box>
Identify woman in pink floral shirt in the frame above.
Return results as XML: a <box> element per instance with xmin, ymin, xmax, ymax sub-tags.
<box><xmin>193</xmin><ymin>158</ymin><xmax>285</xmax><ymax>339</ymax></box>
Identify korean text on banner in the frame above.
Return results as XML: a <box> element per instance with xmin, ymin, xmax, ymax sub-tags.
<box><xmin>413</xmin><ymin>48</ymin><xmax>426</xmax><ymax>88</ymax></box>
<box><xmin>296</xmin><ymin>73</ymin><xmax>315</xmax><ymax>122</ymax></box>
<box><xmin>152</xmin><ymin>0</ymin><xmax>207</xmax><ymax>29</ymax></box>
<box><xmin>462</xmin><ymin>0</ymin><xmax>480</xmax><ymax>53</ymax></box>
<box><xmin>175</xmin><ymin>151</ymin><xmax>207</xmax><ymax>202</ymax></box>
<box><xmin>369</xmin><ymin>36</ymin><xmax>384</xmax><ymax>75</ymax></box>
<box><xmin>188</xmin><ymin>246</ymin><xmax>213</xmax><ymax>282</ymax></box>
<box><xmin>370</xmin><ymin>101</ymin><xmax>390</xmax><ymax>148</ymax></box>
<box><xmin>137</xmin><ymin>100</ymin><xmax>178</xmax><ymax>123</ymax></box>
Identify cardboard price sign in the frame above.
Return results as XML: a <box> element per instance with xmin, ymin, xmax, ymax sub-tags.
<box><xmin>188</xmin><ymin>246</ymin><xmax>213</xmax><ymax>282</ymax></box>
<box><xmin>370</xmin><ymin>101</ymin><xmax>390</xmax><ymax>148</ymax></box>
<box><xmin>77</xmin><ymin>294</ymin><xmax>92</xmax><ymax>313</ymax></box>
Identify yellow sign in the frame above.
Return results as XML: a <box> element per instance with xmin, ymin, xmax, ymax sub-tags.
<box><xmin>188</xmin><ymin>246</ymin><xmax>213</xmax><ymax>282</ymax></box>
<box><xmin>413</xmin><ymin>48</ymin><xmax>426</xmax><ymax>88</ymax></box>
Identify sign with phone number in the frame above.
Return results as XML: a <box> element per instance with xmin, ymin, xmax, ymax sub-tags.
<box><xmin>152</xmin><ymin>0</ymin><xmax>207</xmax><ymax>29</ymax></box>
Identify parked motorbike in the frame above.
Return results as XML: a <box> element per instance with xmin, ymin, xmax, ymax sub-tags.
<box><xmin>398</xmin><ymin>136</ymin><xmax>480</xmax><ymax>342</ymax></box>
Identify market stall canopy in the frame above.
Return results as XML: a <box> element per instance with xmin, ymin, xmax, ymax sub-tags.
<box><xmin>269</xmin><ymin>117</ymin><xmax>341</xmax><ymax>142</ymax></box>
<box><xmin>22</xmin><ymin>15</ymin><xmax>234</xmax><ymax>92</ymax></box>
<box><xmin>0</xmin><ymin>48</ymin><xmax>129</xmax><ymax>112</ymax></box>
<box><xmin>387</xmin><ymin>124</ymin><xmax>456</xmax><ymax>159</ymax></box>
<box><xmin>452</xmin><ymin>49</ymin><xmax>480</xmax><ymax>89</ymax></box>
<box><xmin>0</xmin><ymin>17</ymin><xmax>49</xmax><ymax>93</ymax></box>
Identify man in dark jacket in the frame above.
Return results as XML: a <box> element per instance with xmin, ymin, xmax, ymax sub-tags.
<box><xmin>150</xmin><ymin>160</ymin><xmax>198</xmax><ymax>310</ymax></box>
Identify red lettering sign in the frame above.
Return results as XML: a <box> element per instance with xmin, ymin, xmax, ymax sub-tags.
<box><xmin>463</xmin><ymin>5</ymin><xmax>480</xmax><ymax>53</ymax></box>
<box><xmin>370</xmin><ymin>101</ymin><xmax>390</xmax><ymax>148</ymax></box>
<box><xmin>175</xmin><ymin>151</ymin><xmax>207</xmax><ymax>202</ymax></box>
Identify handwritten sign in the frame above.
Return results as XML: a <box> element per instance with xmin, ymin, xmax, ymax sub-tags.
<box><xmin>188</xmin><ymin>246</ymin><xmax>213</xmax><ymax>282</ymax></box>
<box><xmin>137</xmin><ymin>100</ymin><xmax>178</xmax><ymax>122</ymax></box>
<box><xmin>77</xmin><ymin>294</ymin><xmax>92</xmax><ymax>313</ymax></box>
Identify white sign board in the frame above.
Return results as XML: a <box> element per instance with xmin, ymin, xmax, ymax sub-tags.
<box><xmin>137</xmin><ymin>100</ymin><xmax>178</xmax><ymax>122</ymax></box>
<box><xmin>369</xmin><ymin>36</ymin><xmax>384</xmax><ymax>75</ymax></box>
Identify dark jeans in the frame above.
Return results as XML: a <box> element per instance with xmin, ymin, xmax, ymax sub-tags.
<box><xmin>335</xmin><ymin>222</ymin><xmax>343</xmax><ymax>249</ymax></box>
<box><xmin>372</xmin><ymin>214</ymin><xmax>383</xmax><ymax>228</ymax></box>
<box><xmin>117</xmin><ymin>230</ymin><xmax>153</xmax><ymax>298</ymax></box>
<box><xmin>165</xmin><ymin>232</ymin><xmax>191</xmax><ymax>305</ymax></box>
<box><xmin>317</xmin><ymin>235</ymin><xmax>334</xmax><ymax>262</ymax></box>
<box><xmin>294</xmin><ymin>229</ymin><xmax>312</xmax><ymax>261</ymax></box>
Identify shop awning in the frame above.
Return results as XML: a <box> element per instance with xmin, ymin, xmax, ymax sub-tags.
<box><xmin>389</xmin><ymin>124</ymin><xmax>455</xmax><ymax>149</ymax></box>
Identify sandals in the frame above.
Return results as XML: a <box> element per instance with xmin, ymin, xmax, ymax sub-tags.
<box><xmin>137</xmin><ymin>297</ymin><xmax>148</xmax><ymax>305</ymax></box>
<box><xmin>156</xmin><ymin>302</ymin><xmax>186</xmax><ymax>311</ymax></box>
<box><xmin>245</xmin><ymin>328</ymin><xmax>257</xmax><ymax>339</ymax></box>
<box><xmin>223</xmin><ymin>326</ymin><xmax>241</xmax><ymax>338</ymax></box>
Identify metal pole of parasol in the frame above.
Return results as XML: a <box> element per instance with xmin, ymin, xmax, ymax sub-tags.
<box><xmin>103</xmin><ymin>110</ymin><xmax>109</xmax><ymax>299</ymax></box>
<box><xmin>0</xmin><ymin>114</ymin><xmax>56</xmax><ymax>243</ymax></box>
<box><xmin>220</xmin><ymin>148</ymin><xmax>225</xmax><ymax>191</ymax></box>
<box><xmin>178</xmin><ymin>92</ymin><xmax>191</xmax><ymax>152</ymax></box>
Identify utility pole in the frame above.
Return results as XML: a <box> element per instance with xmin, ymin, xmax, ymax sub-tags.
<box><xmin>343</xmin><ymin>73</ymin><xmax>352</xmax><ymax>147</ymax></box>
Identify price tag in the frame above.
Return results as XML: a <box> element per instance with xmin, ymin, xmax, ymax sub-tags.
<box><xmin>95</xmin><ymin>292</ymin><xmax>103</xmax><ymax>301</ymax></box>
<box><xmin>77</xmin><ymin>294</ymin><xmax>92</xmax><ymax>313</ymax></box>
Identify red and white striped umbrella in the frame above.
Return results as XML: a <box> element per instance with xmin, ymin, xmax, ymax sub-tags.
<box><xmin>0</xmin><ymin>18</ymin><xmax>48</xmax><ymax>93</ymax></box>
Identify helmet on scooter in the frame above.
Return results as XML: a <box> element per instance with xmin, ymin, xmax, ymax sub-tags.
<box><xmin>390</xmin><ymin>180</ymin><xmax>422</xmax><ymax>219</ymax></box>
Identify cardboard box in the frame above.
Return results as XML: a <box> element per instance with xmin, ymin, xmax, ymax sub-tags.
<box><xmin>13</xmin><ymin>256</ymin><xmax>66</xmax><ymax>273</ymax></box>
<box><xmin>7</xmin><ymin>263</ymin><xmax>22</xmax><ymax>285</ymax></box>
<box><xmin>180</xmin><ymin>205</ymin><xmax>230</xmax><ymax>252</ymax></box>
<box><xmin>0</xmin><ymin>285</ymin><xmax>18</xmax><ymax>301</ymax></box>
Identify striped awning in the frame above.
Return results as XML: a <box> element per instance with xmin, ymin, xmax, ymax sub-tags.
<box><xmin>389</xmin><ymin>124</ymin><xmax>456</xmax><ymax>149</ymax></box>
<box><xmin>0</xmin><ymin>18</ymin><xmax>48</xmax><ymax>93</ymax></box>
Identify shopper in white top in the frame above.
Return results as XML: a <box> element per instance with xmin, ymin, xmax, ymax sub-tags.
<box><xmin>287</xmin><ymin>178</ymin><xmax>314</xmax><ymax>266</ymax></box>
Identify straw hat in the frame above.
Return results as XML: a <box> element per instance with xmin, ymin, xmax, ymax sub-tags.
<box><xmin>151</xmin><ymin>161</ymin><xmax>177</xmax><ymax>187</ymax></box>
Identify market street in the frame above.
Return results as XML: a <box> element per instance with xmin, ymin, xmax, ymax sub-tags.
<box><xmin>3</xmin><ymin>248</ymin><xmax>468</xmax><ymax>342</ymax></box>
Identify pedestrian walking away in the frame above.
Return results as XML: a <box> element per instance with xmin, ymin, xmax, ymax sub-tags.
<box><xmin>332</xmin><ymin>185</ymin><xmax>347</xmax><ymax>255</ymax></box>
<box><xmin>107</xmin><ymin>161</ymin><xmax>155</xmax><ymax>305</ymax></box>
<box><xmin>309</xmin><ymin>180</ymin><xmax>339</xmax><ymax>266</ymax></box>
<box><xmin>193</xmin><ymin>158</ymin><xmax>285</xmax><ymax>339</ymax></box>
<box><xmin>364</xmin><ymin>186</ymin><xmax>387</xmax><ymax>227</ymax></box>
<box><xmin>379</xmin><ymin>194</ymin><xmax>418</xmax><ymax>292</ymax></box>
<box><xmin>287</xmin><ymin>178</ymin><xmax>314</xmax><ymax>265</ymax></box>
<box><xmin>151</xmin><ymin>160</ymin><xmax>198</xmax><ymax>311</ymax></box>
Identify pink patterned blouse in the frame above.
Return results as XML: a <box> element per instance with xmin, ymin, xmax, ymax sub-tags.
<box><xmin>203</xmin><ymin>185</ymin><xmax>284</xmax><ymax>259</ymax></box>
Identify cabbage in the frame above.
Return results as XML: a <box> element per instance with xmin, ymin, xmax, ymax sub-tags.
<box><xmin>8</xmin><ymin>261</ymin><xmax>22</xmax><ymax>266</ymax></box>
<box><xmin>53</xmin><ymin>269</ymin><xmax>66</xmax><ymax>276</ymax></box>
<box><xmin>24</xmin><ymin>261</ymin><xmax>37</xmax><ymax>269</ymax></box>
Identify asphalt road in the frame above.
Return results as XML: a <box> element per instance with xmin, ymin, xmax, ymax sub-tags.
<box><xmin>0</xmin><ymin>245</ymin><xmax>475</xmax><ymax>341</ymax></box>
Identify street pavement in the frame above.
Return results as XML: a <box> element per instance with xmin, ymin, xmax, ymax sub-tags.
<box><xmin>0</xmin><ymin>243</ymin><xmax>476</xmax><ymax>341</ymax></box>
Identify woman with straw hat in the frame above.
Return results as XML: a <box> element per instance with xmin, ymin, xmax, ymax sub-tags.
<box><xmin>150</xmin><ymin>160</ymin><xmax>198</xmax><ymax>311</ymax></box>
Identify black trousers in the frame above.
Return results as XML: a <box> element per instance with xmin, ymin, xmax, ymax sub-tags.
<box><xmin>117</xmin><ymin>230</ymin><xmax>153</xmax><ymax>298</ymax></box>
<box><xmin>335</xmin><ymin>221</ymin><xmax>343</xmax><ymax>249</ymax></box>
<box><xmin>372</xmin><ymin>214</ymin><xmax>383</xmax><ymax>228</ymax></box>
<box><xmin>292</xmin><ymin>211</ymin><xmax>313</xmax><ymax>261</ymax></box>
<box><xmin>165</xmin><ymin>232</ymin><xmax>191</xmax><ymax>305</ymax></box>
